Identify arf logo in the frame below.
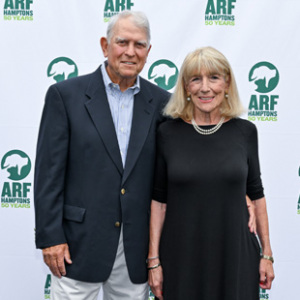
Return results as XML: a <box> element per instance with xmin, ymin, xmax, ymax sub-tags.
<box><xmin>44</xmin><ymin>274</ymin><xmax>51</xmax><ymax>299</ymax></box>
<box><xmin>103</xmin><ymin>0</ymin><xmax>134</xmax><ymax>22</ymax></box>
<box><xmin>1</xmin><ymin>150</ymin><xmax>31</xmax><ymax>181</ymax></box>
<box><xmin>260</xmin><ymin>288</ymin><xmax>269</xmax><ymax>299</ymax></box>
<box><xmin>205</xmin><ymin>0</ymin><xmax>236</xmax><ymax>26</ymax></box>
<box><xmin>1</xmin><ymin>150</ymin><xmax>32</xmax><ymax>209</ymax></box>
<box><xmin>249</xmin><ymin>62</ymin><xmax>279</xmax><ymax>93</ymax></box>
<box><xmin>3</xmin><ymin>0</ymin><xmax>34</xmax><ymax>21</ymax></box>
<box><xmin>148</xmin><ymin>290</ymin><xmax>155</xmax><ymax>300</ymax></box>
<box><xmin>47</xmin><ymin>57</ymin><xmax>78</xmax><ymax>83</ymax></box>
<box><xmin>248</xmin><ymin>62</ymin><xmax>280</xmax><ymax>122</ymax></box>
<box><xmin>148</xmin><ymin>60</ymin><xmax>179</xmax><ymax>91</ymax></box>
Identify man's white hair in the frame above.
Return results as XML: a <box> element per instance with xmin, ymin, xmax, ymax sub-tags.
<box><xmin>106</xmin><ymin>11</ymin><xmax>151</xmax><ymax>48</ymax></box>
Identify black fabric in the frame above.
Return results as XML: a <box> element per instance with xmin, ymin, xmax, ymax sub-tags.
<box><xmin>153</xmin><ymin>118</ymin><xmax>263</xmax><ymax>300</ymax></box>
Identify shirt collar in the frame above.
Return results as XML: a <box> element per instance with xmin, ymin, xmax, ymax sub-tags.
<box><xmin>101</xmin><ymin>61</ymin><xmax>140</xmax><ymax>95</ymax></box>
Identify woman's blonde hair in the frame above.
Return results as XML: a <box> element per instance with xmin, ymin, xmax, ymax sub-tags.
<box><xmin>163</xmin><ymin>46</ymin><xmax>244</xmax><ymax>120</ymax></box>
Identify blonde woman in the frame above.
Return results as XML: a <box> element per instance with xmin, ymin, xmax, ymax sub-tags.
<box><xmin>147</xmin><ymin>47</ymin><xmax>274</xmax><ymax>300</ymax></box>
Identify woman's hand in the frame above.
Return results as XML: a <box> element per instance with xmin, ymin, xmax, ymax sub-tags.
<box><xmin>148</xmin><ymin>200</ymin><xmax>166</xmax><ymax>299</ymax></box>
<box><xmin>148</xmin><ymin>262</ymin><xmax>164</xmax><ymax>300</ymax></box>
<box><xmin>259</xmin><ymin>258</ymin><xmax>275</xmax><ymax>289</ymax></box>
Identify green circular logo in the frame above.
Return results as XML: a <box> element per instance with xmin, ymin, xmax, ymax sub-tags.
<box><xmin>1</xmin><ymin>150</ymin><xmax>31</xmax><ymax>181</ymax></box>
<box><xmin>47</xmin><ymin>57</ymin><xmax>78</xmax><ymax>83</ymax></box>
<box><xmin>249</xmin><ymin>62</ymin><xmax>279</xmax><ymax>93</ymax></box>
<box><xmin>148</xmin><ymin>59</ymin><xmax>178</xmax><ymax>90</ymax></box>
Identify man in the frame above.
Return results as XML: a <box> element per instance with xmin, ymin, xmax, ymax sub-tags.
<box><xmin>34</xmin><ymin>11</ymin><xmax>170</xmax><ymax>300</ymax></box>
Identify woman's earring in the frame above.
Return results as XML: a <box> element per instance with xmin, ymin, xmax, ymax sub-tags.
<box><xmin>225</xmin><ymin>93</ymin><xmax>229</xmax><ymax>99</ymax></box>
<box><xmin>187</xmin><ymin>95</ymin><xmax>191</xmax><ymax>101</ymax></box>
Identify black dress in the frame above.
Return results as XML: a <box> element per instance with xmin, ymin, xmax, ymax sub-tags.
<box><xmin>153</xmin><ymin>118</ymin><xmax>264</xmax><ymax>300</ymax></box>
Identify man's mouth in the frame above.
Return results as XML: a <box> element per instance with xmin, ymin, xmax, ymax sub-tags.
<box><xmin>122</xmin><ymin>61</ymin><xmax>136</xmax><ymax>65</ymax></box>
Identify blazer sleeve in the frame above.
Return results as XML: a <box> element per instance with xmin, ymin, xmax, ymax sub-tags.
<box><xmin>34</xmin><ymin>84</ymin><xmax>69</xmax><ymax>249</ymax></box>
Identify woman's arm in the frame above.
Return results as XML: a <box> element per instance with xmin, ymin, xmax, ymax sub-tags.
<box><xmin>254</xmin><ymin>197</ymin><xmax>275</xmax><ymax>289</ymax></box>
<box><xmin>148</xmin><ymin>200</ymin><xmax>167</xmax><ymax>300</ymax></box>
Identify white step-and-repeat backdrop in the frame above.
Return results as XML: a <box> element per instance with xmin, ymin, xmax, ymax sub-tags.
<box><xmin>0</xmin><ymin>0</ymin><xmax>299</xmax><ymax>299</ymax></box>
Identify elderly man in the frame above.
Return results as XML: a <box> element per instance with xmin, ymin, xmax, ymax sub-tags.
<box><xmin>34</xmin><ymin>11</ymin><xmax>170</xmax><ymax>300</ymax></box>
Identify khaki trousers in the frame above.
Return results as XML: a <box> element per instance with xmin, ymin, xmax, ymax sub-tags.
<box><xmin>51</xmin><ymin>227</ymin><xmax>149</xmax><ymax>300</ymax></box>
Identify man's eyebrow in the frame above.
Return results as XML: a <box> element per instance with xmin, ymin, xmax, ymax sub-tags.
<box><xmin>136</xmin><ymin>40</ymin><xmax>147</xmax><ymax>47</ymax></box>
<box><xmin>115</xmin><ymin>37</ymin><xmax>127</xmax><ymax>42</ymax></box>
<box><xmin>115</xmin><ymin>37</ymin><xmax>147</xmax><ymax>46</ymax></box>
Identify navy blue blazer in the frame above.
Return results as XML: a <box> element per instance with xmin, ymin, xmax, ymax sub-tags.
<box><xmin>34</xmin><ymin>66</ymin><xmax>170</xmax><ymax>283</ymax></box>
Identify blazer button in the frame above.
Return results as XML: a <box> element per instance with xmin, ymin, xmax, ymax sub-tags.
<box><xmin>115</xmin><ymin>221</ymin><xmax>121</xmax><ymax>228</ymax></box>
<box><xmin>121</xmin><ymin>188</ymin><xmax>126</xmax><ymax>195</ymax></box>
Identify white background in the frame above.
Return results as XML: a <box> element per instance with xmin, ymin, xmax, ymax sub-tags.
<box><xmin>0</xmin><ymin>0</ymin><xmax>299</xmax><ymax>299</ymax></box>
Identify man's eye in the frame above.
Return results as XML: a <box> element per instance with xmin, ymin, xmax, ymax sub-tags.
<box><xmin>136</xmin><ymin>43</ymin><xmax>146</xmax><ymax>48</ymax></box>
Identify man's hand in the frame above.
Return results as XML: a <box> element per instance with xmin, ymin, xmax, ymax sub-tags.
<box><xmin>42</xmin><ymin>243</ymin><xmax>72</xmax><ymax>278</ymax></box>
<box><xmin>246</xmin><ymin>196</ymin><xmax>257</xmax><ymax>234</ymax></box>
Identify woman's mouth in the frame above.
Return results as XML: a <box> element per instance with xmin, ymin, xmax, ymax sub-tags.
<box><xmin>199</xmin><ymin>96</ymin><xmax>214</xmax><ymax>102</ymax></box>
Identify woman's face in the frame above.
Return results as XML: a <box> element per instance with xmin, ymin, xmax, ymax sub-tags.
<box><xmin>185</xmin><ymin>69</ymin><xmax>229</xmax><ymax>117</ymax></box>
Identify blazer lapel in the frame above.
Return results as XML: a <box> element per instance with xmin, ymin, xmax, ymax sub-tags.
<box><xmin>122</xmin><ymin>82</ymin><xmax>155</xmax><ymax>184</ymax></box>
<box><xmin>84</xmin><ymin>67</ymin><xmax>123</xmax><ymax>175</ymax></box>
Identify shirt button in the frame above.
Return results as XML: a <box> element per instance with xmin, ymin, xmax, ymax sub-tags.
<box><xmin>121</xmin><ymin>188</ymin><xmax>126</xmax><ymax>195</ymax></box>
<box><xmin>115</xmin><ymin>221</ymin><xmax>121</xmax><ymax>227</ymax></box>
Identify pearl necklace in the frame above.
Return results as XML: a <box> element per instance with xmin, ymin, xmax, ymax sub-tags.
<box><xmin>191</xmin><ymin>116</ymin><xmax>225</xmax><ymax>135</ymax></box>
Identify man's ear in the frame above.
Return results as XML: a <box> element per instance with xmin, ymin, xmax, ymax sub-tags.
<box><xmin>100</xmin><ymin>37</ymin><xmax>109</xmax><ymax>57</ymax></box>
<box><xmin>147</xmin><ymin>44</ymin><xmax>152</xmax><ymax>56</ymax></box>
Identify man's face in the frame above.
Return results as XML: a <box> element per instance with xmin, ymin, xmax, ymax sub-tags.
<box><xmin>101</xmin><ymin>17</ymin><xmax>151</xmax><ymax>87</ymax></box>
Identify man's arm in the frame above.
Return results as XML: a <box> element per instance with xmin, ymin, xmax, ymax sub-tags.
<box><xmin>34</xmin><ymin>84</ymin><xmax>72</xmax><ymax>276</ymax></box>
<box><xmin>246</xmin><ymin>195</ymin><xmax>256</xmax><ymax>234</ymax></box>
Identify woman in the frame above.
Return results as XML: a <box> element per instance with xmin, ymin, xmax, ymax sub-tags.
<box><xmin>147</xmin><ymin>47</ymin><xmax>274</xmax><ymax>300</ymax></box>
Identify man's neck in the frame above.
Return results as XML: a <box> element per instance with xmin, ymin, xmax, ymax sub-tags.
<box><xmin>105</xmin><ymin>65</ymin><xmax>137</xmax><ymax>92</ymax></box>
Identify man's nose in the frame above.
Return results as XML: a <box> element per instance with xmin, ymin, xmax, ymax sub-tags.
<box><xmin>125</xmin><ymin>43</ymin><xmax>135</xmax><ymax>56</ymax></box>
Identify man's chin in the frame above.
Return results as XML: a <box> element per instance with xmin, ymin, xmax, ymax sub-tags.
<box><xmin>119</xmin><ymin>71</ymin><xmax>139</xmax><ymax>80</ymax></box>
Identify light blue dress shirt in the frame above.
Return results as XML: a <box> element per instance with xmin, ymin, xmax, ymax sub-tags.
<box><xmin>101</xmin><ymin>63</ymin><xmax>140</xmax><ymax>167</ymax></box>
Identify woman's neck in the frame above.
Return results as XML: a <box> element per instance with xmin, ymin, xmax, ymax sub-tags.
<box><xmin>193</xmin><ymin>111</ymin><xmax>222</xmax><ymax>125</ymax></box>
